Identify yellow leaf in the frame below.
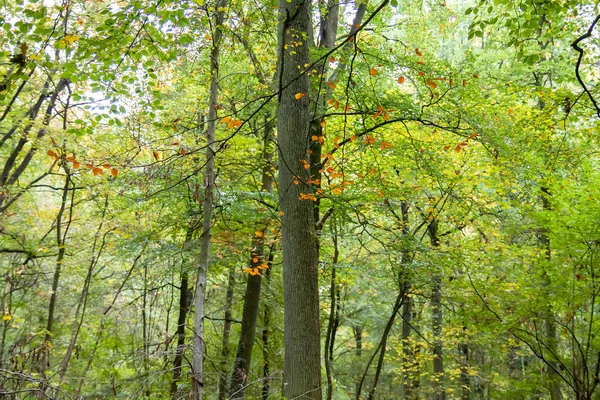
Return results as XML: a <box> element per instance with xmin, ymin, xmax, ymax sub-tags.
<box><xmin>295</xmin><ymin>92</ymin><xmax>307</xmax><ymax>100</ymax></box>
<box><xmin>255</xmin><ymin>231</ymin><xmax>264</xmax><ymax>237</ymax></box>
<box><xmin>3</xmin><ymin>315</ymin><xmax>11</xmax><ymax>321</ymax></box>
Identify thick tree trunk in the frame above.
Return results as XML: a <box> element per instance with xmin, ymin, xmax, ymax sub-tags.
<box><xmin>276</xmin><ymin>0</ymin><xmax>322</xmax><ymax>397</ymax></box>
<box><xmin>230</xmin><ymin>115</ymin><xmax>275</xmax><ymax>399</ymax></box>
<box><xmin>192</xmin><ymin>1</ymin><xmax>228</xmax><ymax>397</ymax></box>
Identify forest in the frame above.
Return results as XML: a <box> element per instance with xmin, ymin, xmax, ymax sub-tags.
<box><xmin>1</xmin><ymin>0</ymin><xmax>600</xmax><ymax>398</ymax></box>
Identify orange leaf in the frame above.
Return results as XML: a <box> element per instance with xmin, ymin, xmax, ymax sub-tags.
<box><xmin>364</xmin><ymin>135</ymin><xmax>375</xmax><ymax>145</ymax></box>
<box><xmin>415</xmin><ymin>48</ymin><xmax>423</xmax><ymax>56</ymax></box>
<box><xmin>295</xmin><ymin>92</ymin><xmax>307</xmax><ymax>100</ymax></box>
<box><xmin>85</xmin><ymin>163</ymin><xmax>94</xmax><ymax>169</ymax></box>
<box><xmin>380</xmin><ymin>141</ymin><xmax>393</xmax><ymax>150</ymax></box>
<box><xmin>455</xmin><ymin>145</ymin><xmax>461</xmax><ymax>153</ymax></box>
<box><xmin>92</xmin><ymin>167</ymin><xmax>104</xmax><ymax>176</ymax></box>
<box><xmin>449</xmin><ymin>78</ymin><xmax>454</xmax><ymax>87</ymax></box>
<box><xmin>180</xmin><ymin>148</ymin><xmax>186</xmax><ymax>155</ymax></box>
<box><xmin>369</xmin><ymin>68</ymin><xmax>378</xmax><ymax>76</ymax></box>
<box><xmin>111</xmin><ymin>168</ymin><xmax>118</xmax><ymax>177</ymax></box>
<box><xmin>418</xmin><ymin>71</ymin><xmax>425</xmax><ymax>77</ymax></box>
<box><xmin>47</xmin><ymin>150</ymin><xmax>55</xmax><ymax>157</ymax></box>
<box><xmin>343</xmin><ymin>103</ymin><xmax>350</xmax><ymax>112</ymax></box>
<box><xmin>220</xmin><ymin>116</ymin><xmax>232</xmax><ymax>123</ymax></box>
<box><xmin>73</xmin><ymin>161</ymin><xmax>80</xmax><ymax>169</ymax></box>
<box><xmin>398</xmin><ymin>76</ymin><xmax>405</xmax><ymax>84</ymax></box>
<box><xmin>473</xmin><ymin>73</ymin><xmax>479</xmax><ymax>78</ymax></box>
<box><xmin>153</xmin><ymin>151</ymin><xmax>160</xmax><ymax>161</ymax></box>
<box><xmin>462</xmin><ymin>79</ymin><xmax>467</xmax><ymax>87</ymax></box>
<box><xmin>103</xmin><ymin>164</ymin><xmax>110</xmax><ymax>169</ymax></box>
<box><xmin>255</xmin><ymin>231</ymin><xmax>264</xmax><ymax>237</ymax></box>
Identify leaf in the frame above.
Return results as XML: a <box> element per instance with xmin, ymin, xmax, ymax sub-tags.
<box><xmin>85</xmin><ymin>164</ymin><xmax>94</xmax><ymax>169</ymax></box>
<box><xmin>364</xmin><ymin>135</ymin><xmax>375</xmax><ymax>145</ymax></box>
<box><xmin>180</xmin><ymin>148</ymin><xmax>186</xmax><ymax>155</ymax></box>
<box><xmin>220</xmin><ymin>116</ymin><xmax>232</xmax><ymax>123</ymax></box>
<box><xmin>255</xmin><ymin>231</ymin><xmax>264</xmax><ymax>237</ymax></box>
<box><xmin>455</xmin><ymin>145</ymin><xmax>461</xmax><ymax>153</ymax></box>
<box><xmin>103</xmin><ymin>164</ymin><xmax>111</xmax><ymax>169</ymax></box>
<box><xmin>153</xmin><ymin>151</ymin><xmax>160</xmax><ymax>161</ymax></box>
<box><xmin>398</xmin><ymin>76</ymin><xmax>405</xmax><ymax>84</ymax></box>
<box><xmin>73</xmin><ymin>161</ymin><xmax>80</xmax><ymax>169</ymax></box>
<box><xmin>2</xmin><ymin>315</ymin><xmax>11</xmax><ymax>321</ymax></box>
<box><xmin>111</xmin><ymin>168</ymin><xmax>118</xmax><ymax>177</ymax></box>
<box><xmin>47</xmin><ymin>150</ymin><xmax>55</xmax><ymax>157</ymax></box>
<box><xmin>295</xmin><ymin>92</ymin><xmax>307</xmax><ymax>100</ymax></box>
<box><xmin>369</xmin><ymin>68</ymin><xmax>378</xmax><ymax>76</ymax></box>
<box><xmin>415</xmin><ymin>48</ymin><xmax>423</xmax><ymax>56</ymax></box>
<box><xmin>418</xmin><ymin>71</ymin><xmax>425</xmax><ymax>77</ymax></box>
<box><xmin>92</xmin><ymin>167</ymin><xmax>104</xmax><ymax>176</ymax></box>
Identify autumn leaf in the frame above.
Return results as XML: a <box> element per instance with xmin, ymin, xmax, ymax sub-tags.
<box><xmin>103</xmin><ymin>164</ymin><xmax>110</xmax><ymax>169</ymax></box>
<box><xmin>380</xmin><ymin>141</ymin><xmax>393</xmax><ymax>150</ymax></box>
<box><xmin>180</xmin><ymin>148</ymin><xmax>186</xmax><ymax>155</ymax></box>
<box><xmin>73</xmin><ymin>161</ymin><xmax>80</xmax><ymax>169</ymax></box>
<box><xmin>398</xmin><ymin>76</ymin><xmax>405</xmax><ymax>84</ymax></box>
<box><xmin>369</xmin><ymin>68</ymin><xmax>378</xmax><ymax>76</ymax></box>
<box><xmin>220</xmin><ymin>116</ymin><xmax>232</xmax><ymax>123</ymax></box>
<box><xmin>418</xmin><ymin>71</ymin><xmax>425</xmax><ymax>77</ymax></box>
<box><xmin>455</xmin><ymin>145</ymin><xmax>461</xmax><ymax>153</ymax></box>
<box><xmin>295</xmin><ymin>92</ymin><xmax>307</xmax><ymax>100</ymax></box>
<box><xmin>364</xmin><ymin>135</ymin><xmax>375</xmax><ymax>145</ymax></box>
<box><xmin>255</xmin><ymin>231</ymin><xmax>264</xmax><ymax>237</ymax></box>
<box><xmin>415</xmin><ymin>48</ymin><xmax>422</xmax><ymax>56</ymax></box>
<box><xmin>92</xmin><ymin>167</ymin><xmax>104</xmax><ymax>176</ymax></box>
<box><xmin>153</xmin><ymin>151</ymin><xmax>160</xmax><ymax>161</ymax></box>
<box><xmin>111</xmin><ymin>168</ymin><xmax>118</xmax><ymax>177</ymax></box>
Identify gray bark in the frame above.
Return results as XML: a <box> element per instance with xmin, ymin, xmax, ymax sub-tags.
<box><xmin>192</xmin><ymin>1</ymin><xmax>228</xmax><ymax>397</ymax></box>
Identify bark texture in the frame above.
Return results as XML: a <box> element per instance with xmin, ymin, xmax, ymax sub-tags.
<box><xmin>277</xmin><ymin>0</ymin><xmax>322</xmax><ymax>397</ymax></box>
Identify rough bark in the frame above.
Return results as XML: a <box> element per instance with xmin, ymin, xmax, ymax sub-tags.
<box><xmin>276</xmin><ymin>0</ymin><xmax>322</xmax><ymax>397</ymax></box>
<box><xmin>192</xmin><ymin>1</ymin><xmax>228</xmax><ymax>397</ymax></box>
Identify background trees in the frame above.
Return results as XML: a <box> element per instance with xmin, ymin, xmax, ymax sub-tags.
<box><xmin>1</xmin><ymin>0</ymin><xmax>600</xmax><ymax>398</ymax></box>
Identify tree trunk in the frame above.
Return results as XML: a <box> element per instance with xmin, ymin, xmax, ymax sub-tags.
<box><xmin>429</xmin><ymin>219</ymin><xmax>445</xmax><ymax>400</ymax></box>
<box><xmin>171</xmin><ymin>271</ymin><xmax>190</xmax><ymax>398</ymax></box>
<box><xmin>324</xmin><ymin>224</ymin><xmax>340</xmax><ymax>400</ymax></box>
<box><xmin>192</xmin><ymin>1</ymin><xmax>228</xmax><ymax>397</ymax></box>
<box><xmin>540</xmin><ymin>187</ymin><xmax>562</xmax><ymax>400</ymax></box>
<box><xmin>261</xmin><ymin>252</ymin><xmax>273</xmax><ymax>400</ymax></box>
<box><xmin>230</xmin><ymin>114</ymin><xmax>275</xmax><ymax>399</ymax></box>
<box><xmin>217</xmin><ymin>266</ymin><xmax>235</xmax><ymax>400</ymax></box>
<box><xmin>276</xmin><ymin>0</ymin><xmax>322</xmax><ymax>397</ymax></box>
